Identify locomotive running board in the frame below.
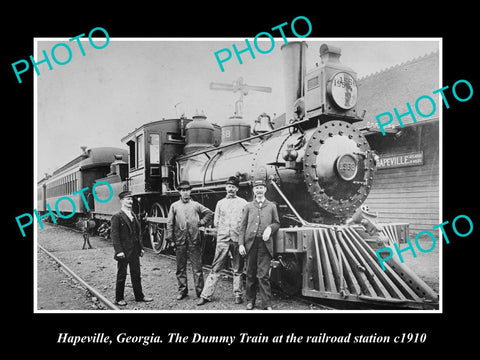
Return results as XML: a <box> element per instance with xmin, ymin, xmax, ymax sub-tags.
<box><xmin>276</xmin><ymin>226</ymin><xmax>439</xmax><ymax>310</ymax></box>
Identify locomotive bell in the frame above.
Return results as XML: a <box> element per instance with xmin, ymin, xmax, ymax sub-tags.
<box><xmin>252</xmin><ymin>113</ymin><xmax>274</xmax><ymax>135</ymax></box>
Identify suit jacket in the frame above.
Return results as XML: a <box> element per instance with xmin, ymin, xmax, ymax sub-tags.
<box><xmin>238</xmin><ymin>199</ymin><xmax>280</xmax><ymax>257</ymax></box>
<box><xmin>111</xmin><ymin>210</ymin><xmax>143</xmax><ymax>260</ymax></box>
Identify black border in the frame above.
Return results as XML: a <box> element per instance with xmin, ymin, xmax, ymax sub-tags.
<box><xmin>6</xmin><ymin>6</ymin><xmax>478</xmax><ymax>355</ymax></box>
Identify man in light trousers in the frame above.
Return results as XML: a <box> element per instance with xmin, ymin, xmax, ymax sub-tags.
<box><xmin>197</xmin><ymin>176</ymin><xmax>247</xmax><ymax>306</ymax></box>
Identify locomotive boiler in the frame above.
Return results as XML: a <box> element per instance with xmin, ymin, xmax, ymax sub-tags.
<box><xmin>94</xmin><ymin>42</ymin><xmax>439</xmax><ymax>309</ymax></box>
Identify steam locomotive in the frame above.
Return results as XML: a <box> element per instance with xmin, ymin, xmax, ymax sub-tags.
<box><xmin>65</xmin><ymin>42</ymin><xmax>438</xmax><ymax>309</ymax></box>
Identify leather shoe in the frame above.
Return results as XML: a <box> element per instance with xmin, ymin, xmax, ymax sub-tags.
<box><xmin>137</xmin><ymin>297</ymin><xmax>153</xmax><ymax>302</ymax></box>
<box><xmin>246</xmin><ymin>302</ymin><xmax>254</xmax><ymax>310</ymax></box>
<box><xmin>235</xmin><ymin>296</ymin><xmax>243</xmax><ymax>304</ymax></box>
<box><xmin>176</xmin><ymin>293</ymin><xmax>187</xmax><ymax>300</ymax></box>
<box><xmin>197</xmin><ymin>298</ymin><xmax>209</xmax><ymax>306</ymax></box>
<box><xmin>115</xmin><ymin>300</ymin><xmax>127</xmax><ymax>306</ymax></box>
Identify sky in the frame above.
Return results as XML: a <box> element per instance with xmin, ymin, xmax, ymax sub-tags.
<box><xmin>35</xmin><ymin>38</ymin><xmax>440</xmax><ymax>180</ymax></box>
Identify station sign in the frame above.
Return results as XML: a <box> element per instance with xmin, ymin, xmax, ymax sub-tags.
<box><xmin>377</xmin><ymin>151</ymin><xmax>424</xmax><ymax>169</ymax></box>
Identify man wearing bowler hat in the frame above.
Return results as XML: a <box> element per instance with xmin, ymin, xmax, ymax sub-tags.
<box><xmin>111</xmin><ymin>190</ymin><xmax>153</xmax><ymax>306</ymax></box>
<box><xmin>166</xmin><ymin>180</ymin><xmax>213</xmax><ymax>300</ymax></box>
<box><xmin>239</xmin><ymin>179</ymin><xmax>280</xmax><ymax>310</ymax></box>
<box><xmin>197</xmin><ymin>175</ymin><xmax>247</xmax><ymax>306</ymax></box>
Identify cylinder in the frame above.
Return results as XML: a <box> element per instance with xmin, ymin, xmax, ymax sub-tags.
<box><xmin>280</xmin><ymin>41</ymin><xmax>307</xmax><ymax>123</ymax></box>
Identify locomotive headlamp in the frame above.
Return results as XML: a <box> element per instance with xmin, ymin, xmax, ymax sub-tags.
<box><xmin>327</xmin><ymin>72</ymin><xmax>358</xmax><ymax>110</ymax></box>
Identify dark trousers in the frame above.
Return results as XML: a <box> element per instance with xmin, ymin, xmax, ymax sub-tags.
<box><xmin>245</xmin><ymin>236</ymin><xmax>272</xmax><ymax>307</ymax></box>
<box><xmin>115</xmin><ymin>254</ymin><xmax>144</xmax><ymax>302</ymax></box>
<box><xmin>176</xmin><ymin>241</ymin><xmax>204</xmax><ymax>297</ymax></box>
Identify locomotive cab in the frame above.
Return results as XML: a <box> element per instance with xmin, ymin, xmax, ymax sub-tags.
<box><xmin>121</xmin><ymin>118</ymin><xmax>191</xmax><ymax>194</ymax></box>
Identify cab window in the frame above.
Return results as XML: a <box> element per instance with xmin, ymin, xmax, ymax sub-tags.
<box><xmin>149</xmin><ymin>134</ymin><xmax>160</xmax><ymax>164</ymax></box>
<box><xmin>137</xmin><ymin>134</ymin><xmax>144</xmax><ymax>168</ymax></box>
<box><xmin>127</xmin><ymin>140</ymin><xmax>136</xmax><ymax>169</ymax></box>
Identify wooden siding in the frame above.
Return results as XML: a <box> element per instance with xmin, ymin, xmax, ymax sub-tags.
<box><xmin>364</xmin><ymin>125</ymin><xmax>440</xmax><ymax>236</ymax></box>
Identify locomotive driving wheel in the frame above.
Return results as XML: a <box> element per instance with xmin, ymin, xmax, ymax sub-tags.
<box><xmin>148</xmin><ymin>202</ymin><xmax>167</xmax><ymax>254</ymax></box>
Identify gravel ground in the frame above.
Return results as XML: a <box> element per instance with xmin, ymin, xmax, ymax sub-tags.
<box><xmin>36</xmin><ymin>223</ymin><xmax>439</xmax><ymax>311</ymax></box>
<box><xmin>398</xmin><ymin>238</ymin><xmax>440</xmax><ymax>293</ymax></box>
<box><xmin>37</xmin><ymin>249</ymin><xmax>107</xmax><ymax>310</ymax></box>
<box><xmin>37</xmin><ymin>224</ymin><xmax>325</xmax><ymax>311</ymax></box>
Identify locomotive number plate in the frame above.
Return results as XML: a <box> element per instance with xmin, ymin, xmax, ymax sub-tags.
<box><xmin>330</xmin><ymin>72</ymin><xmax>358</xmax><ymax>110</ymax></box>
<box><xmin>336</xmin><ymin>153</ymin><xmax>358</xmax><ymax>181</ymax></box>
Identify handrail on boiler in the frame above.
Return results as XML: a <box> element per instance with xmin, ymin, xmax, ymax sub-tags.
<box><xmin>177</xmin><ymin>118</ymin><xmax>312</xmax><ymax>160</ymax></box>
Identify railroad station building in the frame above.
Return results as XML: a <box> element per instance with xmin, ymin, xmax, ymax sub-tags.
<box><xmin>356</xmin><ymin>51</ymin><xmax>440</xmax><ymax>236</ymax></box>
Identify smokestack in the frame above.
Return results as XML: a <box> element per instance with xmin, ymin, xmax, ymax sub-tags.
<box><xmin>280</xmin><ymin>41</ymin><xmax>307</xmax><ymax>123</ymax></box>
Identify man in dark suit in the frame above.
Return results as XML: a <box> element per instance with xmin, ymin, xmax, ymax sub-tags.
<box><xmin>111</xmin><ymin>190</ymin><xmax>153</xmax><ymax>306</ymax></box>
<box><xmin>239</xmin><ymin>179</ymin><xmax>280</xmax><ymax>310</ymax></box>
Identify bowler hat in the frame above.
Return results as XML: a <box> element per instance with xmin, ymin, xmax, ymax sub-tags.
<box><xmin>178</xmin><ymin>180</ymin><xmax>191</xmax><ymax>190</ymax></box>
<box><xmin>252</xmin><ymin>179</ymin><xmax>266</xmax><ymax>187</ymax></box>
<box><xmin>118</xmin><ymin>190</ymin><xmax>133</xmax><ymax>199</ymax></box>
<box><xmin>226</xmin><ymin>176</ymin><xmax>239</xmax><ymax>188</ymax></box>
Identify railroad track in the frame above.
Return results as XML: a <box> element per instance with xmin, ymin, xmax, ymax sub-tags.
<box><xmin>38</xmin><ymin>244</ymin><xmax>120</xmax><ymax>310</ymax></box>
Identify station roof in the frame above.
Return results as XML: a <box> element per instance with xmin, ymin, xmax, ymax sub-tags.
<box><xmin>355</xmin><ymin>51</ymin><xmax>440</xmax><ymax>132</ymax></box>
